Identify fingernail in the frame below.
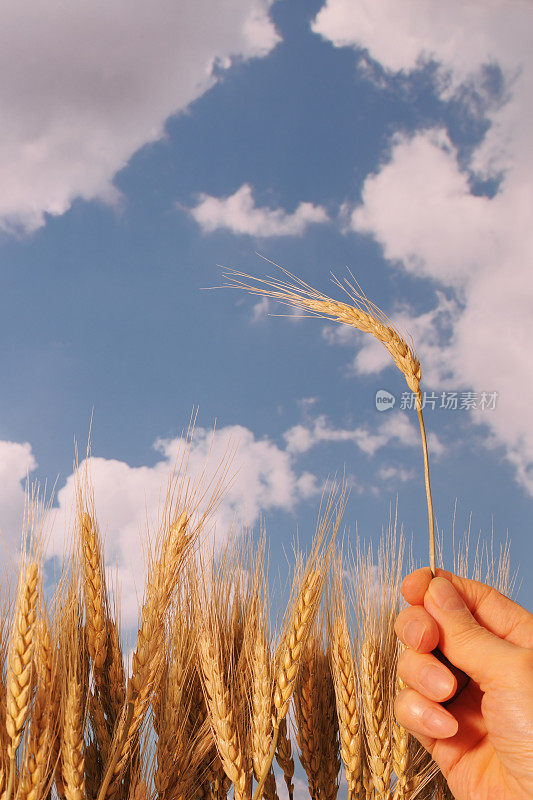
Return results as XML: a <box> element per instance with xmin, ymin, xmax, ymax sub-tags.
<box><xmin>428</xmin><ymin>578</ymin><xmax>465</xmax><ymax>611</ymax></box>
<box><xmin>404</xmin><ymin>620</ymin><xmax>426</xmax><ymax>649</ymax></box>
<box><xmin>420</xmin><ymin>665</ymin><xmax>454</xmax><ymax>698</ymax></box>
<box><xmin>421</xmin><ymin>707</ymin><xmax>458</xmax><ymax>737</ymax></box>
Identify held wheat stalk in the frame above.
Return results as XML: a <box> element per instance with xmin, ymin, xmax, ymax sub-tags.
<box><xmin>223</xmin><ymin>267</ymin><xmax>436</xmax><ymax>575</ymax></box>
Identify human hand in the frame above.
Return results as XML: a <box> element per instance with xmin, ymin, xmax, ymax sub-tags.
<box><xmin>394</xmin><ymin>568</ymin><xmax>533</xmax><ymax>800</ymax></box>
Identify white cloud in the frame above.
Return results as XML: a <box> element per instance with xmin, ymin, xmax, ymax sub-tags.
<box><xmin>0</xmin><ymin>441</ymin><xmax>37</xmax><ymax>579</ymax></box>
<box><xmin>0</xmin><ymin>1</ymin><xmax>279</xmax><ymax>234</ymax></box>
<box><xmin>190</xmin><ymin>183</ymin><xmax>329</xmax><ymax>237</ymax></box>
<box><xmin>378</xmin><ymin>464</ymin><xmax>415</xmax><ymax>484</ymax></box>
<box><xmin>251</xmin><ymin>296</ymin><xmax>272</xmax><ymax>322</ymax></box>
<box><xmin>313</xmin><ymin>0</ymin><xmax>533</xmax><ymax>493</ymax></box>
<box><xmin>283</xmin><ymin>411</ymin><xmax>441</xmax><ymax>458</ymax></box>
<box><xmin>40</xmin><ymin>424</ymin><xmax>319</xmax><ymax>626</ymax></box>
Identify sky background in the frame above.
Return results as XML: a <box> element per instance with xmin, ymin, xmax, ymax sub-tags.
<box><xmin>1</xmin><ymin>3</ymin><xmax>532</xmax><ymax>778</ymax></box>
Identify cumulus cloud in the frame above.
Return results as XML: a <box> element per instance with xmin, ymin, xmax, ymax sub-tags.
<box><xmin>0</xmin><ymin>1</ymin><xmax>279</xmax><ymax>233</ymax></box>
<box><xmin>284</xmin><ymin>411</ymin><xmax>443</xmax><ymax>459</ymax></box>
<box><xmin>44</xmin><ymin>424</ymin><xmax>318</xmax><ymax>626</ymax></box>
<box><xmin>313</xmin><ymin>0</ymin><xmax>533</xmax><ymax>493</ymax></box>
<box><xmin>0</xmin><ymin>441</ymin><xmax>37</xmax><ymax>579</ymax></box>
<box><xmin>190</xmin><ymin>183</ymin><xmax>329</xmax><ymax>237</ymax></box>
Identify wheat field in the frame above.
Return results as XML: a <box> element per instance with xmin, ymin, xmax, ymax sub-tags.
<box><xmin>0</xmin><ymin>461</ymin><xmax>512</xmax><ymax>800</ymax></box>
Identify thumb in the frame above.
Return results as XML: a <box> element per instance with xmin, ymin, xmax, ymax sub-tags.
<box><xmin>424</xmin><ymin>576</ymin><xmax>517</xmax><ymax>687</ymax></box>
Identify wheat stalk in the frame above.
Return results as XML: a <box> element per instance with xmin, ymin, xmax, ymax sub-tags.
<box><xmin>223</xmin><ymin>266</ymin><xmax>436</xmax><ymax>575</ymax></box>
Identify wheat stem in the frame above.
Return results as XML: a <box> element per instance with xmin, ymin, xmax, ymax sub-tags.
<box><xmin>416</xmin><ymin>401</ymin><xmax>435</xmax><ymax>576</ymax></box>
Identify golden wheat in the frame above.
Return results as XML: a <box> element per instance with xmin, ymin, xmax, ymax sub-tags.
<box><xmin>223</xmin><ymin>266</ymin><xmax>436</xmax><ymax>575</ymax></box>
<box><xmin>80</xmin><ymin>511</ymin><xmax>108</xmax><ymax>674</ymax></box>
<box><xmin>330</xmin><ymin>614</ymin><xmax>362</xmax><ymax>798</ymax></box>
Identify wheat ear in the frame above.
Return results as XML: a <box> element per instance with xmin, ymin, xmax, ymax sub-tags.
<box><xmin>5</xmin><ymin>561</ymin><xmax>39</xmax><ymax>800</ymax></box>
<box><xmin>224</xmin><ymin>267</ymin><xmax>436</xmax><ymax>574</ymax></box>
<box><xmin>80</xmin><ymin>512</ymin><xmax>107</xmax><ymax>673</ymax></box>
<box><xmin>294</xmin><ymin>637</ymin><xmax>321</xmax><ymax>798</ymax></box>
<box><xmin>361</xmin><ymin>639</ymin><xmax>392</xmax><ymax>800</ymax></box>
<box><xmin>62</xmin><ymin>672</ymin><xmax>86</xmax><ymax>800</ymax></box>
<box><xmin>317</xmin><ymin>648</ymin><xmax>341</xmax><ymax>800</ymax></box>
<box><xmin>330</xmin><ymin>615</ymin><xmax>362</xmax><ymax>798</ymax></box>
<box><xmin>392</xmin><ymin>676</ymin><xmax>410</xmax><ymax>800</ymax></box>
<box><xmin>18</xmin><ymin>617</ymin><xmax>58</xmax><ymax>800</ymax></box>
<box><xmin>197</xmin><ymin>628</ymin><xmax>248</xmax><ymax>800</ymax></box>
<box><xmin>250</xmin><ymin>620</ymin><xmax>274</xmax><ymax>795</ymax></box>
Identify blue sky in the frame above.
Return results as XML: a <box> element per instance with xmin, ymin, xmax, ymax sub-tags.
<box><xmin>1</xmin><ymin>0</ymin><xmax>532</xmax><ymax>655</ymax></box>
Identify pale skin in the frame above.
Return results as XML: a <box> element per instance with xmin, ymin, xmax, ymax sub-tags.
<box><xmin>394</xmin><ymin>568</ymin><xmax>533</xmax><ymax>800</ymax></box>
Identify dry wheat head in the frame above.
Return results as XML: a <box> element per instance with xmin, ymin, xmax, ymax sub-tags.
<box><xmin>6</xmin><ymin>562</ymin><xmax>39</xmax><ymax>761</ymax></box>
<box><xmin>361</xmin><ymin>639</ymin><xmax>392</xmax><ymax>800</ymax></box>
<box><xmin>80</xmin><ymin>512</ymin><xmax>107</xmax><ymax>674</ymax></box>
<box><xmin>330</xmin><ymin>615</ymin><xmax>362</xmax><ymax>798</ymax></box>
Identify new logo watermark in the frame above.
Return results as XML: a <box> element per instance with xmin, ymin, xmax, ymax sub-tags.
<box><xmin>374</xmin><ymin>389</ymin><xmax>499</xmax><ymax>412</ymax></box>
<box><xmin>375</xmin><ymin>389</ymin><xmax>396</xmax><ymax>411</ymax></box>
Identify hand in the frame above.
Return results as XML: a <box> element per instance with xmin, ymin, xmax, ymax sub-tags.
<box><xmin>394</xmin><ymin>567</ymin><xmax>533</xmax><ymax>800</ymax></box>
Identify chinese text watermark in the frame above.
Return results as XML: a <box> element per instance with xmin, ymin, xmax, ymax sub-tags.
<box><xmin>375</xmin><ymin>389</ymin><xmax>499</xmax><ymax>412</ymax></box>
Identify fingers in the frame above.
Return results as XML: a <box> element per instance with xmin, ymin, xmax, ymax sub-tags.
<box><xmin>397</xmin><ymin>648</ymin><xmax>457</xmax><ymax>703</ymax></box>
<box><xmin>402</xmin><ymin>568</ymin><xmax>533</xmax><ymax>648</ymax></box>
<box><xmin>423</xmin><ymin>577</ymin><xmax>517</xmax><ymax>687</ymax></box>
<box><xmin>395</xmin><ymin>606</ymin><xmax>439</xmax><ymax>653</ymax></box>
<box><xmin>395</xmin><ymin>686</ymin><xmax>458</xmax><ymax>740</ymax></box>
